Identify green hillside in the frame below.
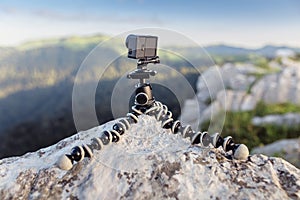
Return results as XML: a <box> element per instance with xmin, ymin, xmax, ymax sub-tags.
<box><xmin>17</xmin><ymin>35</ymin><xmax>110</xmax><ymax>51</ymax></box>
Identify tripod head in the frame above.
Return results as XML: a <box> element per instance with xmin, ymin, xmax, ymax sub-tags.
<box><xmin>127</xmin><ymin>56</ymin><xmax>160</xmax><ymax>110</ymax></box>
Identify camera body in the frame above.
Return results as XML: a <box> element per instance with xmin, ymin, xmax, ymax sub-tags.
<box><xmin>126</xmin><ymin>34</ymin><xmax>158</xmax><ymax>59</ymax></box>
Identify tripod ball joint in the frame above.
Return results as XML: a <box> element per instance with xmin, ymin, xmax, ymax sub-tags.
<box><xmin>141</xmin><ymin>100</ymin><xmax>249</xmax><ymax>160</ymax></box>
<box><xmin>135</xmin><ymin>93</ymin><xmax>148</xmax><ymax>105</ymax></box>
<box><xmin>113</xmin><ymin>123</ymin><xmax>125</xmax><ymax>135</ymax></box>
<box><xmin>222</xmin><ymin>136</ymin><xmax>249</xmax><ymax>160</ymax></box>
<box><xmin>135</xmin><ymin>83</ymin><xmax>154</xmax><ymax>107</ymax></box>
<box><xmin>57</xmin><ymin>117</ymin><xmax>136</xmax><ymax>170</ymax></box>
<box><xmin>57</xmin><ymin>146</ymin><xmax>85</xmax><ymax>170</ymax></box>
<box><xmin>210</xmin><ymin>133</ymin><xmax>249</xmax><ymax>160</ymax></box>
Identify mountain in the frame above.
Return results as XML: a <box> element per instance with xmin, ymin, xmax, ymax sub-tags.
<box><xmin>255</xmin><ymin>45</ymin><xmax>300</xmax><ymax>57</ymax></box>
<box><xmin>0</xmin><ymin>115</ymin><xmax>299</xmax><ymax>199</ymax></box>
<box><xmin>205</xmin><ymin>44</ymin><xmax>252</xmax><ymax>55</ymax></box>
<box><xmin>205</xmin><ymin>44</ymin><xmax>300</xmax><ymax>57</ymax></box>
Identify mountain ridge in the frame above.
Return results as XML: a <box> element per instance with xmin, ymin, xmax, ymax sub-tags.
<box><xmin>2</xmin><ymin>34</ymin><xmax>300</xmax><ymax>56</ymax></box>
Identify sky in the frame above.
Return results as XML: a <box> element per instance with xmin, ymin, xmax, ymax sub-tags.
<box><xmin>0</xmin><ymin>0</ymin><xmax>299</xmax><ymax>48</ymax></box>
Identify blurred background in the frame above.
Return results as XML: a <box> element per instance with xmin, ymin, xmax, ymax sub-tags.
<box><xmin>0</xmin><ymin>0</ymin><xmax>299</xmax><ymax>167</ymax></box>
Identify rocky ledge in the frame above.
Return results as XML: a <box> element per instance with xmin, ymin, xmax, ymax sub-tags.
<box><xmin>0</xmin><ymin>115</ymin><xmax>299</xmax><ymax>199</ymax></box>
<box><xmin>180</xmin><ymin>59</ymin><xmax>300</xmax><ymax>129</ymax></box>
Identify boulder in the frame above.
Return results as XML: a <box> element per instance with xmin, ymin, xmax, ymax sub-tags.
<box><xmin>252</xmin><ymin>138</ymin><xmax>300</xmax><ymax>168</ymax></box>
<box><xmin>196</xmin><ymin>66</ymin><xmax>225</xmax><ymax>102</ymax></box>
<box><xmin>180</xmin><ymin>97</ymin><xmax>200</xmax><ymax>129</ymax></box>
<box><xmin>0</xmin><ymin>115</ymin><xmax>299</xmax><ymax>199</ymax></box>
<box><xmin>235</xmin><ymin>63</ymin><xmax>264</xmax><ymax>75</ymax></box>
<box><xmin>251</xmin><ymin>113</ymin><xmax>300</xmax><ymax>126</ymax></box>
<box><xmin>240</xmin><ymin>94</ymin><xmax>257</xmax><ymax>111</ymax></box>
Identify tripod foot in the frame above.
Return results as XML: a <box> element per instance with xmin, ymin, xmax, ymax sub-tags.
<box><xmin>233</xmin><ymin>144</ymin><xmax>249</xmax><ymax>160</ymax></box>
<box><xmin>57</xmin><ymin>154</ymin><xmax>73</xmax><ymax>170</ymax></box>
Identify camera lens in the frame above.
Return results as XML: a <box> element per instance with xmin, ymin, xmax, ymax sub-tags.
<box><xmin>135</xmin><ymin>92</ymin><xmax>148</xmax><ymax>105</ymax></box>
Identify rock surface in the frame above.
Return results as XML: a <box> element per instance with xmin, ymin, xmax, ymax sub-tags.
<box><xmin>252</xmin><ymin>113</ymin><xmax>300</xmax><ymax>126</ymax></box>
<box><xmin>181</xmin><ymin>63</ymin><xmax>258</xmax><ymax>128</ymax></box>
<box><xmin>252</xmin><ymin>138</ymin><xmax>300</xmax><ymax>168</ymax></box>
<box><xmin>0</xmin><ymin>115</ymin><xmax>299</xmax><ymax>199</ymax></box>
<box><xmin>251</xmin><ymin>66</ymin><xmax>300</xmax><ymax>104</ymax></box>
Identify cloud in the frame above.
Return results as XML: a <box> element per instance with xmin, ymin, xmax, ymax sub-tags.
<box><xmin>0</xmin><ymin>6</ymin><xmax>18</xmax><ymax>14</ymax></box>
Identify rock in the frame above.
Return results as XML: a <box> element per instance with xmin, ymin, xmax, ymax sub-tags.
<box><xmin>231</xmin><ymin>91</ymin><xmax>246</xmax><ymax>111</ymax></box>
<box><xmin>0</xmin><ymin>115</ymin><xmax>299</xmax><ymax>199</ymax></box>
<box><xmin>240</xmin><ymin>94</ymin><xmax>257</xmax><ymax>111</ymax></box>
<box><xmin>199</xmin><ymin>101</ymin><xmax>223</xmax><ymax>123</ymax></box>
<box><xmin>216</xmin><ymin>90</ymin><xmax>247</xmax><ymax>111</ymax></box>
<box><xmin>281</xmin><ymin>57</ymin><xmax>300</xmax><ymax>68</ymax></box>
<box><xmin>251</xmin><ymin>113</ymin><xmax>300</xmax><ymax>126</ymax></box>
<box><xmin>277</xmin><ymin>73</ymin><xmax>291</xmax><ymax>103</ymax></box>
<box><xmin>189</xmin><ymin>63</ymin><xmax>258</xmax><ymax>126</ymax></box>
<box><xmin>276</xmin><ymin>49</ymin><xmax>296</xmax><ymax>58</ymax></box>
<box><xmin>235</xmin><ymin>63</ymin><xmax>265</xmax><ymax>75</ymax></box>
<box><xmin>228</xmin><ymin>74</ymin><xmax>255</xmax><ymax>91</ymax></box>
<box><xmin>261</xmin><ymin>74</ymin><xmax>280</xmax><ymax>104</ymax></box>
<box><xmin>251</xmin><ymin>77</ymin><xmax>267</xmax><ymax>101</ymax></box>
<box><xmin>196</xmin><ymin>65</ymin><xmax>225</xmax><ymax>102</ymax></box>
<box><xmin>251</xmin><ymin>66</ymin><xmax>300</xmax><ymax>105</ymax></box>
<box><xmin>297</xmin><ymin>82</ymin><xmax>300</xmax><ymax>103</ymax></box>
<box><xmin>252</xmin><ymin>138</ymin><xmax>300</xmax><ymax>168</ymax></box>
<box><xmin>216</xmin><ymin>90</ymin><xmax>232</xmax><ymax>111</ymax></box>
<box><xmin>221</xmin><ymin>63</ymin><xmax>240</xmax><ymax>86</ymax></box>
<box><xmin>269</xmin><ymin>61</ymin><xmax>283</xmax><ymax>71</ymax></box>
<box><xmin>201</xmin><ymin>90</ymin><xmax>256</xmax><ymax>122</ymax></box>
<box><xmin>180</xmin><ymin>97</ymin><xmax>200</xmax><ymax>129</ymax></box>
<box><xmin>181</xmin><ymin>59</ymin><xmax>300</xmax><ymax>133</ymax></box>
<box><xmin>221</xmin><ymin>63</ymin><xmax>256</xmax><ymax>91</ymax></box>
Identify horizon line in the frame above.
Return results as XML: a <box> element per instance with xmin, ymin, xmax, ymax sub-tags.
<box><xmin>1</xmin><ymin>33</ymin><xmax>300</xmax><ymax>50</ymax></box>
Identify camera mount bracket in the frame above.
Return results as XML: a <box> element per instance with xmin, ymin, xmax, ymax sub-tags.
<box><xmin>127</xmin><ymin>56</ymin><xmax>160</xmax><ymax>85</ymax></box>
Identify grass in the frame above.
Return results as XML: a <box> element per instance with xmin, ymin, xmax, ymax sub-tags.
<box><xmin>212</xmin><ymin>54</ymin><xmax>250</xmax><ymax>66</ymax></box>
<box><xmin>253</xmin><ymin>56</ymin><xmax>271</xmax><ymax>69</ymax></box>
<box><xmin>290</xmin><ymin>53</ymin><xmax>300</xmax><ymax>61</ymax></box>
<box><xmin>255</xmin><ymin>101</ymin><xmax>300</xmax><ymax>116</ymax></box>
<box><xmin>272</xmin><ymin>150</ymin><xmax>286</xmax><ymax>158</ymax></box>
<box><xmin>201</xmin><ymin>101</ymin><xmax>300</xmax><ymax>150</ymax></box>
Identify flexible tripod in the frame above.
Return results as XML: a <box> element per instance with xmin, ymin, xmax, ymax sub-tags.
<box><xmin>57</xmin><ymin>56</ymin><xmax>249</xmax><ymax>171</ymax></box>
